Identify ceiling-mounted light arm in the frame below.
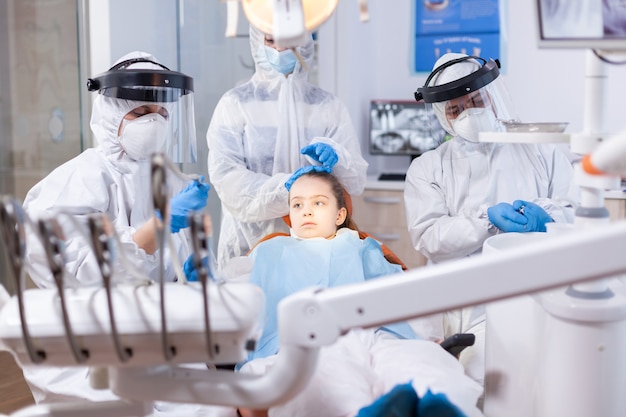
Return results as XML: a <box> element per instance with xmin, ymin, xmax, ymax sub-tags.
<box><xmin>358</xmin><ymin>0</ymin><xmax>370</xmax><ymax>22</ymax></box>
<box><xmin>225</xmin><ymin>0</ymin><xmax>239</xmax><ymax>38</ymax></box>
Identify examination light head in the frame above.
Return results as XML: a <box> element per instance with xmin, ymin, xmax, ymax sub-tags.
<box><xmin>242</xmin><ymin>0</ymin><xmax>338</xmax><ymax>48</ymax></box>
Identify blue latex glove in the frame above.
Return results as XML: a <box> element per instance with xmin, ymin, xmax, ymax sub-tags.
<box><xmin>300</xmin><ymin>143</ymin><xmax>338</xmax><ymax>170</ymax></box>
<box><xmin>512</xmin><ymin>200</ymin><xmax>553</xmax><ymax>232</ymax></box>
<box><xmin>170</xmin><ymin>176</ymin><xmax>210</xmax><ymax>233</ymax></box>
<box><xmin>285</xmin><ymin>165</ymin><xmax>331</xmax><ymax>191</ymax></box>
<box><xmin>183</xmin><ymin>253</ymin><xmax>208</xmax><ymax>282</ymax></box>
<box><xmin>487</xmin><ymin>202</ymin><xmax>528</xmax><ymax>233</ymax></box>
<box><xmin>356</xmin><ymin>383</ymin><xmax>466</xmax><ymax>417</ymax></box>
<box><xmin>356</xmin><ymin>382</ymin><xmax>417</xmax><ymax>417</ymax></box>
<box><xmin>418</xmin><ymin>389</ymin><xmax>466</xmax><ymax>417</ymax></box>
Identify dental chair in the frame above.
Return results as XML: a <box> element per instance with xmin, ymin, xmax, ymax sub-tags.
<box><xmin>4</xmin><ymin>195</ymin><xmax>626</xmax><ymax>417</ymax></box>
<box><xmin>250</xmin><ymin>187</ymin><xmax>479</xmax><ymax>357</ymax></box>
<box><xmin>8</xmin><ymin>149</ymin><xmax>625</xmax><ymax>416</ymax></box>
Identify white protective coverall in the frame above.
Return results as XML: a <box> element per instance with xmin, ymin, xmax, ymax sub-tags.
<box><xmin>207</xmin><ymin>26</ymin><xmax>368</xmax><ymax>268</ymax></box>
<box><xmin>23</xmin><ymin>54</ymin><xmax>190</xmax><ymax>289</ymax></box>
<box><xmin>18</xmin><ymin>52</ymin><xmax>230</xmax><ymax>417</ymax></box>
<box><xmin>239</xmin><ymin>230</ymin><xmax>483</xmax><ymax>417</ymax></box>
<box><xmin>404</xmin><ymin>54</ymin><xmax>579</xmax><ymax>387</ymax></box>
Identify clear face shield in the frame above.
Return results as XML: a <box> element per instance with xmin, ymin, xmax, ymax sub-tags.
<box><xmin>414</xmin><ymin>56</ymin><xmax>517</xmax><ymax>141</ymax></box>
<box><xmin>87</xmin><ymin>58</ymin><xmax>197</xmax><ymax>163</ymax></box>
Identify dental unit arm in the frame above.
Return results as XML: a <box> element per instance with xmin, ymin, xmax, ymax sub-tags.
<box><xmin>2</xmin><ymin>191</ymin><xmax>626</xmax><ymax>416</ymax></box>
<box><xmin>472</xmin><ymin>22</ymin><xmax>626</xmax><ymax>414</ymax></box>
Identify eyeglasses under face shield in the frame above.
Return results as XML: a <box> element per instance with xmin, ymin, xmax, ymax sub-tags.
<box><xmin>414</xmin><ymin>56</ymin><xmax>517</xmax><ymax>136</ymax></box>
<box><xmin>86</xmin><ymin>58</ymin><xmax>197</xmax><ymax>164</ymax></box>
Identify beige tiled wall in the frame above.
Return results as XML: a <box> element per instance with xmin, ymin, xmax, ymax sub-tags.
<box><xmin>1</xmin><ymin>0</ymin><xmax>82</xmax><ymax>294</ymax></box>
<box><xmin>3</xmin><ymin>0</ymin><xmax>82</xmax><ymax>201</ymax></box>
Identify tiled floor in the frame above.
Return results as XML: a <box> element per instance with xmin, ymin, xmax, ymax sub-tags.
<box><xmin>0</xmin><ymin>351</ymin><xmax>34</xmax><ymax>415</ymax></box>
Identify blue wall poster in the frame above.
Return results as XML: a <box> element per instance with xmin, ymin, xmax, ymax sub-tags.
<box><xmin>415</xmin><ymin>0</ymin><xmax>501</xmax><ymax>72</ymax></box>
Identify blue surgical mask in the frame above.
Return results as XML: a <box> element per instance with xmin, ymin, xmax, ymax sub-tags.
<box><xmin>264</xmin><ymin>46</ymin><xmax>297</xmax><ymax>74</ymax></box>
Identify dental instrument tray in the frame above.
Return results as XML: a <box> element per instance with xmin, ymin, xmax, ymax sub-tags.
<box><xmin>0</xmin><ymin>281</ymin><xmax>264</xmax><ymax>367</ymax></box>
<box><xmin>500</xmin><ymin>121</ymin><xmax>569</xmax><ymax>133</ymax></box>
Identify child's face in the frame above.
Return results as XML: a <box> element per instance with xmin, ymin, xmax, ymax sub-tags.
<box><xmin>288</xmin><ymin>175</ymin><xmax>347</xmax><ymax>239</ymax></box>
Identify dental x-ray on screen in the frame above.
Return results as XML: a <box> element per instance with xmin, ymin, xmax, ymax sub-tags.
<box><xmin>369</xmin><ymin>100</ymin><xmax>448</xmax><ymax>158</ymax></box>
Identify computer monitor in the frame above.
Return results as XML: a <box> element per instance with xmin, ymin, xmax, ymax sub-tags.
<box><xmin>369</xmin><ymin>99</ymin><xmax>448</xmax><ymax>159</ymax></box>
<box><xmin>536</xmin><ymin>0</ymin><xmax>626</xmax><ymax>50</ymax></box>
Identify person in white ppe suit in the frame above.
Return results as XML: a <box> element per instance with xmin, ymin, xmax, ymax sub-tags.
<box><xmin>20</xmin><ymin>51</ymin><xmax>218</xmax><ymax>417</ymax></box>
<box><xmin>207</xmin><ymin>25</ymin><xmax>368</xmax><ymax>268</ymax></box>
<box><xmin>405</xmin><ymin>53</ymin><xmax>579</xmax><ymax>391</ymax></box>
<box><xmin>24</xmin><ymin>51</ymin><xmax>207</xmax><ymax>288</ymax></box>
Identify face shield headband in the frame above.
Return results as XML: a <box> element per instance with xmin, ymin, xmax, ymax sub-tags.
<box><xmin>86</xmin><ymin>58</ymin><xmax>194</xmax><ymax>102</ymax></box>
<box><xmin>414</xmin><ymin>56</ymin><xmax>501</xmax><ymax>104</ymax></box>
<box><xmin>87</xmin><ymin>58</ymin><xmax>197</xmax><ymax>164</ymax></box>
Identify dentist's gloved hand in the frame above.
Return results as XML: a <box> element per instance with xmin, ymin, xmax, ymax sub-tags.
<box><xmin>183</xmin><ymin>253</ymin><xmax>208</xmax><ymax>282</ymax></box>
<box><xmin>300</xmin><ymin>143</ymin><xmax>338</xmax><ymax>170</ymax></box>
<box><xmin>513</xmin><ymin>200</ymin><xmax>553</xmax><ymax>232</ymax></box>
<box><xmin>170</xmin><ymin>176</ymin><xmax>210</xmax><ymax>233</ymax></box>
<box><xmin>487</xmin><ymin>202</ymin><xmax>528</xmax><ymax>233</ymax></box>
<box><xmin>285</xmin><ymin>165</ymin><xmax>331</xmax><ymax>191</ymax></box>
<box><xmin>356</xmin><ymin>382</ymin><xmax>417</xmax><ymax>417</ymax></box>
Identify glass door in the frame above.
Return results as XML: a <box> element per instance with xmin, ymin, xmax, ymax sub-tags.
<box><xmin>177</xmin><ymin>0</ymin><xmax>256</xmax><ymax>246</ymax></box>
<box><xmin>93</xmin><ymin>0</ymin><xmax>256</xmax><ymax>247</ymax></box>
<box><xmin>0</xmin><ymin>0</ymin><xmax>83</xmax><ymax>294</ymax></box>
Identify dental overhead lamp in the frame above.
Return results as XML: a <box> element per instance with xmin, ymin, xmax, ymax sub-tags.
<box><xmin>225</xmin><ymin>0</ymin><xmax>369</xmax><ymax>48</ymax></box>
<box><xmin>243</xmin><ymin>0</ymin><xmax>337</xmax><ymax>47</ymax></box>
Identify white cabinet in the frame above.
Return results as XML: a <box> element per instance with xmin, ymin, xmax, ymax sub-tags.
<box><xmin>605</xmin><ymin>197</ymin><xmax>626</xmax><ymax>221</ymax></box>
<box><xmin>351</xmin><ymin>182</ymin><xmax>427</xmax><ymax>269</ymax></box>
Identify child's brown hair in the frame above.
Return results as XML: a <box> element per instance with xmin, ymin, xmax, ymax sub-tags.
<box><xmin>296</xmin><ymin>170</ymin><xmax>359</xmax><ymax>232</ymax></box>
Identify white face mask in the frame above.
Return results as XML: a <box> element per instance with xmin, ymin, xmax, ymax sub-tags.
<box><xmin>264</xmin><ymin>46</ymin><xmax>297</xmax><ymax>74</ymax></box>
<box><xmin>118</xmin><ymin>113</ymin><xmax>168</xmax><ymax>161</ymax></box>
<box><xmin>451</xmin><ymin>107</ymin><xmax>498</xmax><ymax>142</ymax></box>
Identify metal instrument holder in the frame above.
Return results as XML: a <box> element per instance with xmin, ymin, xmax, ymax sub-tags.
<box><xmin>189</xmin><ymin>213</ymin><xmax>214</xmax><ymax>360</ymax></box>
<box><xmin>0</xmin><ymin>196</ymin><xmax>46</xmax><ymax>363</ymax></box>
<box><xmin>150</xmin><ymin>153</ymin><xmax>176</xmax><ymax>361</ymax></box>
<box><xmin>149</xmin><ymin>152</ymin><xmax>207</xmax><ymax>360</ymax></box>
<box><xmin>87</xmin><ymin>214</ymin><xmax>132</xmax><ymax>363</ymax></box>
<box><xmin>37</xmin><ymin>217</ymin><xmax>89</xmax><ymax>363</ymax></box>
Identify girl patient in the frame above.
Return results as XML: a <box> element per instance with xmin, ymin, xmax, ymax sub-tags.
<box><xmin>236</xmin><ymin>170</ymin><xmax>484</xmax><ymax>417</ymax></box>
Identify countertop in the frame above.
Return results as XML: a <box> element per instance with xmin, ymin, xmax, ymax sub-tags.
<box><xmin>605</xmin><ymin>189</ymin><xmax>626</xmax><ymax>200</ymax></box>
<box><xmin>365</xmin><ymin>176</ymin><xmax>405</xmax><ymax>191</ymax></box>
<box><xmin>365</xmin><ymin>176</ymin><xmax>626</xmax><ymax>199</ymax></box>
